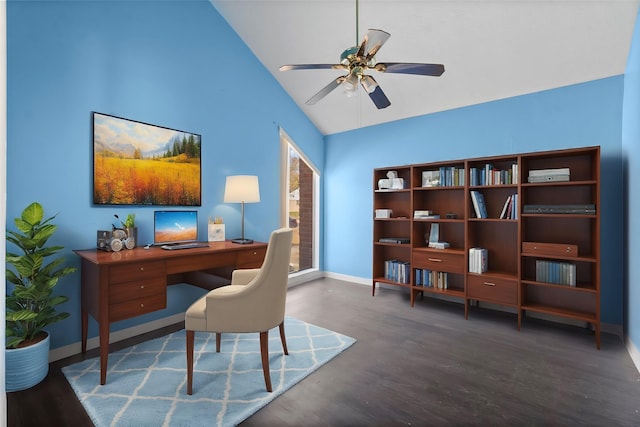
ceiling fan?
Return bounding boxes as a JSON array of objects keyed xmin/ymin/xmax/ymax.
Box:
[{"xmin": 279, "ymin": 2, "xmax": 445, "ymax": 109}]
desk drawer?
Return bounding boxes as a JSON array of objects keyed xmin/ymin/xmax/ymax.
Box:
[
  {"xmin": 413, "ymin": 250, "xmax": 464, "ymax": 274},
  {"xmin": 109, "ymin": 293, "xmax": 166, "ymax": 322},
  {"xmin": 237, "ymin": 248, "xmax": 267, "ymax": 268},
  {"xmin": 110, "ymin": 261, "xmax": 165, "ymax": 284},
  {"xmin": 467, "ymin": 275, "xmax": 517, "ymax": 306},
  {"xmin": 109, "ymin": 277, "xmax": 165, "ymax": 304}
]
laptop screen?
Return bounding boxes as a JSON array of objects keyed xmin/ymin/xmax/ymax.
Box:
[{"xmin": 153, "ymin": 210, "xmax": 198, "ymax": 245}]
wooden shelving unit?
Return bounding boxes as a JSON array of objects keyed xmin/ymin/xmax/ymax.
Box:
[{"xmin": 372, "ymin": 146, "xmax": 601, "ymax": 347}]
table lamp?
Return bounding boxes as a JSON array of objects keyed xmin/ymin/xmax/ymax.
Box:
[{"xmin": 224, "ymin": 175, "xmax": 260, "ymax": 244}]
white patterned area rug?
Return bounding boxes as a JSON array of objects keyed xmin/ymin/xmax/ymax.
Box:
[{"xmin": 62, "ymin": 317, "xmax": 356, "ymax": 427}]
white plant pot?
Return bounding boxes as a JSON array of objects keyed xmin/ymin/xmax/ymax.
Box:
[{"xmin": 6, "ymin": 332, "xmax": 50, "ymax": 392}]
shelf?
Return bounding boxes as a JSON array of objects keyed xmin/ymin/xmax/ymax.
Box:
[
  {"xmin": 521, "ymin": 180, "xmax": 597, "ymax": 188},
  {"xmin": 521, "ymin": 213, "xmax": 597, "ymax": 219},
  {"xmin": 521, "ymin": 303, "xmax": 597, "ymax": 323},
  {"xmin": 374, "ymin": 217, "xmax": 411, "ymax": 222},
  {"xmin": 373, "ymin": 278, "xmax": 412, "ymax": 289},
  {"xmin": 521, "ymin": 279, "xmax": 597, "ymax": 293},
  {"xmin": 468, "ymin": 218, "xmax": 518, "ymax": 223},
  {"xmin": 413, "ymin": 286, "xmax": 464, "ymax": 298},
  {"xmin": 413, "ymin": 218, "xmax": 464, "ymax": 223},
  {"xmin": 469, "ymin": 184, "xmax": 518, "ymax": 189},
  {"xmin": 375, "ymin": 189, "xmax": 410, "ymax": 193},
  {"xmin": 413, "ymin": 186, "xmax": 464, "ymax": 191},
  {"xmin": 374, "ymin": 242, "xmax": 411, "ymax": 247},
  {"xmin": 521, "ymin": 252, "xmax": 597, "ymax": 263}
]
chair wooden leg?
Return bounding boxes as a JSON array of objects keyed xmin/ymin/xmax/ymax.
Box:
[
  {"xmin": 279, "ymin": 321, "xmax": 289, "ymax": 355},
  {"xmin": 216, "ymin": 333, "xmax": 221, "ymax": 352},
  {"xmin": 186, "ymin": 330, "xmax": 194, "ymax": 395},
  {"xmin": 259, "ymin": 331, "xmax": 272, "ymax": 392}
]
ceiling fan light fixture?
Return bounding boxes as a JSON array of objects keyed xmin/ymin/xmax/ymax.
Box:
[
  {"xmin": 361, "ymin": 75, "xmax": 378, "ymax": 94},
  {"xmin": 342, "ymin": 74, "xmax": 359, "ymax": 96}
]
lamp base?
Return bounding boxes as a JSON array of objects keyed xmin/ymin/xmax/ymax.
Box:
[{"xmin": 231, "ymin": 238, "xmax": 254, "ymax": 244}]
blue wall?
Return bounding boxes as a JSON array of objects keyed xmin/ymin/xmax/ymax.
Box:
[
  {"xmin": 324, "ymin": 77, "xmax": 625, "ymax": 326},
  {"xmin": 622, "ymin": 10, "xmax": 640, "ymax": 351},
  {"xmin": 6, "ymin": 0, "xmax": 324, "ymax": 350}
]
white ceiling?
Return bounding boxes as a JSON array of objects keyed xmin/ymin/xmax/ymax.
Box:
[{"xmin": 211, "ymin": 0, "xmax": 639, "ymax": 136}]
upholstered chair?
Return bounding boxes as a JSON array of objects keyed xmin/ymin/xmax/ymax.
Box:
[{"xmin": 185, "ymin": 228, "xmax": 293, "ymax": 394}]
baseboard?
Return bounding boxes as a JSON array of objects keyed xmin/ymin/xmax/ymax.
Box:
[
  {"xmin": 627, "ymin": 337, "xmax": 640, "ymax": 374},
  {"xmin": 48, "ymin": 313, "xmax": 185, "ymax": 362},
  {"xmin": 324, "ymin": 271, "xmax": 371, "ymax": 286},
  {"xmin": 288, "ymin": 268, "xmax": 324, "ymax": 287}
]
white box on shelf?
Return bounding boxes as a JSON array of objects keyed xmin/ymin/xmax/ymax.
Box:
[{"xmin": 375, "ymin": 209, "xmax": 393, "ymax": 219}]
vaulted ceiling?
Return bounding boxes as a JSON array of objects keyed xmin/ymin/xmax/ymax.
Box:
[{"xmin": 211, "ymin": 0, "xmax": 639, "ymax": 136}]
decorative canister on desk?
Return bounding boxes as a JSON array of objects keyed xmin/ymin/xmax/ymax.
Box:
[{"xmin": 208, "ymin": 217, "xmax": 225, "ymax": 242}]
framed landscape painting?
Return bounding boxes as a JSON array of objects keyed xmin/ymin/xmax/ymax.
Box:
[{"xmin": 93, "ymin": 112, "xmax": 201, "ymax": 206}]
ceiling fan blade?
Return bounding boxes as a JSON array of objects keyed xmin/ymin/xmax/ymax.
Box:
[
  {"xmin": 374, "ymin": 62, "xmax": 445, "ymax": 76},
  {"xmin": 305, "ymin": 76, "xmax": 347, "ymax": 105},
  {"xmin": 356, "ymin": 29, "xmax": 391, "ymax": 59},
  {"xmin": 279, "ymin": 64, "xmax": 347, "ymax": 72},
  {"xmin": 367, "ymin": 84, "xmax": 391, "ymax": 109}
]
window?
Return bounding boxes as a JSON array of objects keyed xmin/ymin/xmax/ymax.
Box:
[{"xmin": 280, "ymin": 128, "xmax": 319, "ymax": 274}]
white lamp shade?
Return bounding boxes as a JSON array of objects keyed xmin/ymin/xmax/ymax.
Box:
[{"xmin": 224, "ymin": 175, "xmax": 260, "ymax": 203}]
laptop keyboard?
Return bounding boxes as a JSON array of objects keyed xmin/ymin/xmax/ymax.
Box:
[{"xmin": 161, "ymin": 242, "xmax": 209, "ymax": 250}]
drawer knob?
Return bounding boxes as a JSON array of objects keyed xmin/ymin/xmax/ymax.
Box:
[
  {"xmin": 483, "ymin": 282, "xmax": 496, "ymax": 287},
  {"xmin": 140, "ymin": 303, "xmax": 144, "ymax": 308},
  {"xmin": 140, "ymin": 267, "xmax": 144, "ymax": 271},
  {"xmin": 428, "ymin": 258, "xmax": 442, "ymax": 262},
  {"xmin": 140, "ymin": 285, "xmax": 144, "ymax": 289}
]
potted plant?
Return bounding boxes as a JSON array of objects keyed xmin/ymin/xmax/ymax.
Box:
[
  {"xmin": 115, "ymin": 213, "xmax": 137, "ymax": 247},
  {"xmin": 5, "ymin": 202, "xmax": 76, "ymax": 391}
]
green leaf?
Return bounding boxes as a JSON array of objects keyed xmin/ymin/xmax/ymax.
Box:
[
  {"xmin": 7, "ymin": 336, "xmax": 25, "ymax": 349},
  {"xmin": 21, "ymin": 202, "xmax": 44, "ymax": 225},
  {"xmin": 6, "ymin": 310, "xmax": 38, "ymax": 322}
]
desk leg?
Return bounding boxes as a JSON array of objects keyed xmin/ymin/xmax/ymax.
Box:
[
  {"xmin": 81, "ymin": 306, "xmax": 88, "ymax": 354},
  {"xmin": 99, "ymin": 320, "xmax": 109, "ymax": 385}
]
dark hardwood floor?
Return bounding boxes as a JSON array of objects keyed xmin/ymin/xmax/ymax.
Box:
[{"xmin": 8, "ymin": 278, "xmax": 640, "ymax": 426}]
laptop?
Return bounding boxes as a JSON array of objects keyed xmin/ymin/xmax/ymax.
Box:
[{"xmin": 153, "ymin": 210, "xmax": 209, "ymax": 250}]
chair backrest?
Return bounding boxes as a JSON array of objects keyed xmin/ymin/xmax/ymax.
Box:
[{"xmin": 207, "ymin": 228, "xmax": 293, "ymax": 332}]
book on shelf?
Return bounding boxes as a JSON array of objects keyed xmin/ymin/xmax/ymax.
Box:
[
  {"xmin": 428, "ymin": 241, "xmax": 450, "ymax": 249},
  {"xmin": 438, "ymin": 166, "xmax": 465, "ymax": 186},
  {"xmin": 415, "ymin": 269, "xmax": 448, "ymax": 289},
  {"xmin": 414, "ymin": 210, "xmax": 438, "ymax": 219},
  {"xmin": 469, "ymin": 247, "xmax": 488, "ymax": 274},
  {"xmin": 499, "ymin": 195, "xmax": 512, "ymax": 219},
  {"xmin": 469, "ymin": 163, "xmax": 518, "ymax": 186},
  {"xmin": 502, "ymin": 193, "xmax": 518, "ymax": 219},
  {"xmin": 379, "ymin": 237, "xmax": 410, "ymax": 244},
  {"xmin": 385, "ymin": 259, "xmax": 410, "ymax": 284},
  {"xmin": 535, "ymin": 259, "xmax": 576, "ymax": 286},
  {"xmin": 427, "ymin": 223, "xmax": 439, "ymax": 244},
  {"xmin": 469, "ymin": 190, "xmax": 488, "ymax": 218},
  {"xmin": 523, "ymin": 204, "xmax": 595, "ymax": 214}
]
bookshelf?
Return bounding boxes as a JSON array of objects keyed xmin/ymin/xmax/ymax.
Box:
[{"xmin": 372, "ymin": 146, "xmax": 601, "ymax": 347}]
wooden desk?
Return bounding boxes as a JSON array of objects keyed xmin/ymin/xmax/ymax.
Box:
[{"xmin": 74, "ymin": 241, "xmax": 267, "ymax": 385}]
